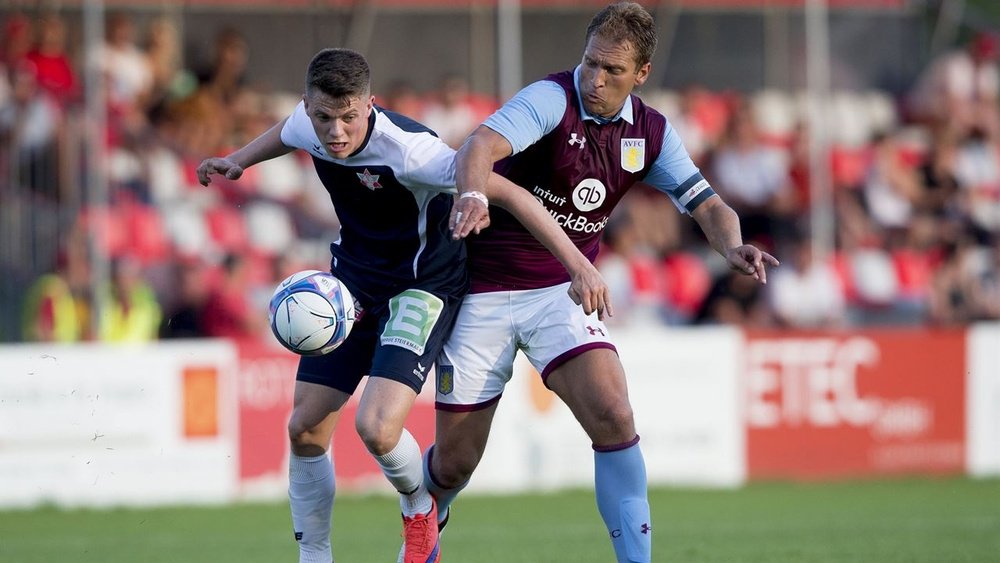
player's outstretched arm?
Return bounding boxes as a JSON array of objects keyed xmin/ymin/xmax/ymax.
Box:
[
  {"xmin": 451, "ymin": 125, "xmax": 515, "ymax": 238},
  {"xmin": 196, "ymin": 118, "xmax": 293, "ymax": 186},
  {"xmin": 691, "ymin": 195, "xmax": 780, "ymax": 284},
  {"xmin": 485, "ymin": 173, "xmax": 613, "ymax": 320}
]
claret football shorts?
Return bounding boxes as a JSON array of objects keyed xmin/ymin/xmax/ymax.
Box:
[{"xmin": 435, "ymin": 282, "xmax": 615, "ymax": 411}]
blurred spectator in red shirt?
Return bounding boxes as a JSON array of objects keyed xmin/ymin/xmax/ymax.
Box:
[
  {"xmin": 201, "ymin": 253, "xmax": 261, "ymax": 338},
  {"xmin": 26, "ymin": 13, "xmax": 78, "ymax": 107}
]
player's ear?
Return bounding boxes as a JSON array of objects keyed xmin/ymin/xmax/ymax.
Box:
[
  {"xmin": 365, "ymin": 95, "xmax": 375, "ymax": 114},
  {"xmin": 634, "ymin": 62, "xmax": 651, "ymax": 88}
]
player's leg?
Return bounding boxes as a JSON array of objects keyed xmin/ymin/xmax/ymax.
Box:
[
  {"xmin": 546, "ymin": 350, "xmax": 650, "ymax": 563},
  {"xmin": 287, "ymin": 380, "xmax": 352, "ymax": 563},
  {"xmin": 354, "ymin": 377, "xmax": 432, "ymax": 519},
  {"xmin": 290, "ymin": 313, "xmax": 376, "ymax": 563},
  {"xmin": 428, "ymin": 289, "xmax": 518, "ymax": 524},
  {"xmin": 426, "ymin": 403, "xmax": 499, "ymax": 520},
  {"xmin": 361, "ymin": 287, "xmax": 463, "ymax": 563}
]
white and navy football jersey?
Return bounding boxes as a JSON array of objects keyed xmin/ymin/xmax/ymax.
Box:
[{"xmin": 280, "ymin": 102, "xmax": 468, "ymax": 305}]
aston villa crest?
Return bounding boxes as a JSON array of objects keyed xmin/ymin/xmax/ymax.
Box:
[
  {"xmin": 621, "ymin": 139, "xmax": 645, "ymax": 173},
  {"xmin": 437, "ymin": 365, "xmax": 454, "ymax": 395}
]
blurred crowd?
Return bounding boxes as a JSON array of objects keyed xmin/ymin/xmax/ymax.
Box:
[{"xmin": 2, "ymin": 11, "xmax": 998, "ymax": 344}]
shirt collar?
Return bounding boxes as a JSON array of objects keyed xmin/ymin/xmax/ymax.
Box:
[{"xmin": 573, "ymin": 65, "xmax": 634, "ymax": 125}]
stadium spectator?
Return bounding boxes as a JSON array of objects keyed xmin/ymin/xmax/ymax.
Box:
[
  {"xmin": 928, "ymin": 236, "xmax": 996, "ymax": 324},
  {"xmin": 25, "ymin": 13, "xmax": 78, "ymax": 107},
  {"xmin": 91, "ymin": 12, "xmax": 153, "ymax": 114},
  {"xmin": 693, "ymin": 267, "xmax": 770, "ymax": 326},
  {"xmin": 765, "ymin": 236, "xmax": 847, "ymax": 328},
  {"xmin": 0, "ymin": 59, "xmax": 62, "ymax": 199},
  {"xmin": 159, "ymin": 259, "xmax": 210, "ymax": 339},
  {"xmin": 195, "ymin": 47, "xmax": 605, "ymax": 563},
  {"xmin": 98, "ymin": 256, "xmax": 162, "ymax": 342},
  {"xmin": 861, "ymin": 131, "xmax": 922, "ymax": 245},
  {"xmin": 379, "ymin": 79, "xmax": 424, "ymax": 119},
  {"xmin": 430, "ymin": 4, "xmax": 777, "ymax": 563},
  {"xmin": 199, "ymin": 253, "xmax": 260, "ymax": 338},
  {"xmin": 709, "ymin": 103, "xmax": 798, "ymax": 245},
  {"xmin": 21, "ymin": 236, "xmax": 92, "ymax": 342},
  {"xmin": 952, "ymin": 125, "xmax": 1000, "ymax": 238},
  {"xmin": 908, "ymin": 31, "xmax": 1000, "ymax": 137},
  {"xmin": 420, "ymin": 73, "xmax": 481, "ymax": 149},
  {"xmin": 144, "ymin": 15, "xmax": 195, "ymax": 118}
]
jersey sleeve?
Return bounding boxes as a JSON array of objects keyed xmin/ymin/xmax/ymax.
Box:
[
  {"xmin": 641, "ymin": 119, "xmax": 716, "ymax": 215},
  {"xmin": 400, "ymin": 131, "xmax": 459, "ymax": 194},
  {"xmin": 279, "ymin": 101, "xmax": 320, "ymax": 152},
  {"xmin": 482, "ymin": 80, "xmax": 567, "ymax": 155}
]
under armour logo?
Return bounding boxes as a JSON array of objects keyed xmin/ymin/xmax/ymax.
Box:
[
  {"xmin": 569, "ymin": 133, "xmax": 587, "ymax": 149},
  {"xmin": 586, "ymin": 326, "xmax": 605, "ymax": 336},
  {"xmin": 641, "ymin": 523, "xmax": 651, "ymax": 535}
]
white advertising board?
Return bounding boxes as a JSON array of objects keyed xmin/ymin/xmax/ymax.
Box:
[
  {"xmin": 0, "ymin": 341, "xmax": 238, "ymax": 508},
  {"xmin": 967, "ymin": 322, "xmax": 1000, "ymax": 477},
  {"xmin": 469, "ymin": 324, "xmax": 745, "ymax": 492}
]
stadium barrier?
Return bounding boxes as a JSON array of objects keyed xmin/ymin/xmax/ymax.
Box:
[{"xmin": 2, "ymin": 323, "xmax": 998, "ymax": 508}]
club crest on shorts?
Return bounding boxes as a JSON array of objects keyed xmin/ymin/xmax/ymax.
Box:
[
  {"xmin": 621, "ymin": 138, "xmax": 645, "ymax": 173},
  {"xmin": 437, "ymin": 365, "xmax": 454, "ymax": 395}
]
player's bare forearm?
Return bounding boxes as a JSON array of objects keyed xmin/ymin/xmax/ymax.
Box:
[
  {"xmin": 487, "ymin": 175, "xmax": 612, "ymax": 319},
  {"xmin": 196, "ymin": 119, "xmax": 293, "ymax": 186},
  {"xmin": 692, "ymin": 196, "xmax": 744, "ymax": 257},
  {"xmin": 451, "ymin": 126, "xmax": 514, "ymax": 237},
  {"xmin": 226, "ymin": 119, "xmax": 294, "ymax": 168},
  {"xmin": 692, "ymin": 195, "xmax": 779, "ymax": 284}
]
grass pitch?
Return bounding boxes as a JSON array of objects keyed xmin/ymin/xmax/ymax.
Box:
[{"xmin": 1, "ymin": 477, "xmax": 998, "ymax": 562}]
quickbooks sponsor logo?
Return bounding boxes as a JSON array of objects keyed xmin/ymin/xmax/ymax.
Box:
[{"xmin": 547, "ymin": 209, "xmax": 609, "ymax": 233}]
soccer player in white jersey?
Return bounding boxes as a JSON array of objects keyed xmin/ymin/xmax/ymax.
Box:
[
  {"xmin": 425, "ymin": 3, "xmax": 780, "ymax": 562},
  {"xmin": 196, "ymin": 48, "xmax": 609, "ymax": 563}
]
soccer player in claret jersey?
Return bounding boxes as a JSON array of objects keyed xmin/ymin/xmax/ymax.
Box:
[
  {"xmin": 196, "ymin": 48, "xmax": 609, "ymax": 563},
  {"xmin": 425, "ymin": 3, "xmax": 779, "ymax": 562}
]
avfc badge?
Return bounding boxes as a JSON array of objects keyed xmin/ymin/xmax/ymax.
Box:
[
  {"xmin": 621, "ymin": 138, "xmax": 645, "ymax": 173},
  {"xmin": 437, "ymin": 364, "xmax": 454, "ymax": 396}
]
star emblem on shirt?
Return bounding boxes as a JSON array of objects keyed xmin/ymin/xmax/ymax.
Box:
[{"xmin": 357, "ymin": 169, "xmax": 382, "ymax": 191}]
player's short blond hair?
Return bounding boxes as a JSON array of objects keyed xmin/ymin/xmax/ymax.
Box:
[{"xmin": 585, "ymin": 2, "xmax": 658, "ymax": 68}]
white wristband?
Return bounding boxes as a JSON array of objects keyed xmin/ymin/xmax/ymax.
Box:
[{"xmin": 460, "ymin": 191, "xmax": 489, "ymax": 207}]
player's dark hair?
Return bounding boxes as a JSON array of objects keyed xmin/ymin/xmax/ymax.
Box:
[
  {"xmin": 305, "ymin": 48, "xmax": 371, "ymax": 100},
  {"xmin": 585, "ymin": 2, "xmax": 658, "ymax": 68}
]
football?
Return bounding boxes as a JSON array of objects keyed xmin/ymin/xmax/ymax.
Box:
[{"xmin": 268, "ymin": 270, "xmax": 358, "ymax": 356}]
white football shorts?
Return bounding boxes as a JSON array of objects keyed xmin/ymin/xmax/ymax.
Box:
[{"xmin": 435, "ymin": 281, "xmax": 616, "ymax": 411}]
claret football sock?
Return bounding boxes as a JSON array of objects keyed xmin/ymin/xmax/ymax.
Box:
[
  {"xmin": 594, "ymin": 438, "xmax": 651, "ymax": 563},
  {"xmin": 288, "ymin": 452, "xmax": 335, "ymax": 563},
  {"xmin": 422, "ymin": 445, "xmax": 467, "ymax": 525},
  {"xmin": 374, "ymin": 428, "xmax": 433, "ymax": 517}
]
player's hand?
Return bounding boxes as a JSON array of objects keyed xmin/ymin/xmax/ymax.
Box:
[
  {"xmin": 450, "ymin": 193, "xmax": 490, "ymax": 240},
  {"xmin": 725, "ymin": 244, "xmax": 780, "ymax": 284},
  {"xmin": 196, "ymin": 157, "xmax": 244, "ymax": 186},
  {"xmin": 567, "ymin": 263, "xmax": 614, "ymax": 321}
]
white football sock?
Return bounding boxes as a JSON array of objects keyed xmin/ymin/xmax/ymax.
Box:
[
  {"xmin": 374, "ymin": 428, "xmax": 432, "ymax": 517},
  {"xmin": 289, "ymin": 452, "xmax": 335, "ymax": 563}
]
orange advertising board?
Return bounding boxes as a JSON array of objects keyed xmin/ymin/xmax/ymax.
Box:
[{"xmin": 745, "ymin": 330, "xmax": 966, "ymax": 480}]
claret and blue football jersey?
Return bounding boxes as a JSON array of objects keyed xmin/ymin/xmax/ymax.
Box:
[
  {"xmin": 468, "ymin": 66, "xmax": 716, "ymax": 293},
  {"xmin": 280, "ymin": 102, "xmax": 468, "ymax": 306}
]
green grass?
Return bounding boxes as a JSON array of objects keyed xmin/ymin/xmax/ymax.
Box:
[{"xmin": 1, "ymin": 478, "xmax": 998, "ymax": 562}]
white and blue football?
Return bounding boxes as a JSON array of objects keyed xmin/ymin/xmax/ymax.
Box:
[{"xmin": 268, "ymin": 270, "xmax": 357, "ymax": 356}]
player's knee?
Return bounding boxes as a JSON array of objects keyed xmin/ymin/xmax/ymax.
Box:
[
  {"xmin": 354, "ymin": 413, "xmax": 398, "ymax": 455},
  {"xmin": 432, "ymin": 446, "xmax": 480, "ymax": 488},
  {"xmin": 592, "ymin": 401, "xmax": 636, "ymax": 440}
]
